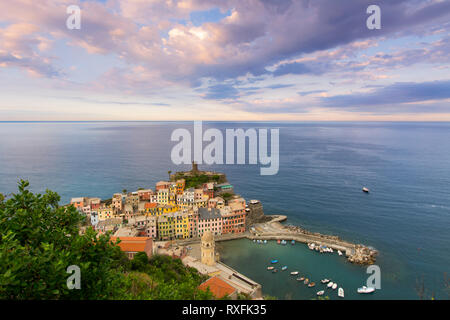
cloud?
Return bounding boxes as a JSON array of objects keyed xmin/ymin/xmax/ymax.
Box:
[
  {"xmin": 321, "ymin": 79, "xmax": 450, "ymax": 108},
  {"xmin": 202, "ymin": 83, "xmax": 239, "ymax": 100}
]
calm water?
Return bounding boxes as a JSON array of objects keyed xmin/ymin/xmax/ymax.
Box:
[{"xmin": 1, "ymin": 121, "xmax": 449, "ymax": 299}]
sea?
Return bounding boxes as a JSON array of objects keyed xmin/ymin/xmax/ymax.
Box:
[{"xmin": 0, "ymin": 121, "xmax": 449, "ymax": 300}]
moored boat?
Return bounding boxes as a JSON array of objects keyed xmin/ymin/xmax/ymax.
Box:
[
  {"xmin": 308, "ymin": 282, "xmax": 316, "ymax": 288},
  {"xmin": 281, "ymin": 240, "xmax": 287, "ymax": 245},
  {"xmin": 290, "ymin": 271, "xmax": 299, "ymax": 275},
  {"xmin": 299, "ymin": 277, "xmax": 305, "ymax": 281},
  {"xmin": 321, "ymin": 279, "xmax": 330, "ymax": 284},
  {"xmin": 338, "ymin": 288, "xmax": 344, "ymax": 298},
  {"xmin": 327, "ymin": 282, "xmax": 334, "ymax": 288},
  {"xmin": 291, "ymin": 240, "xmax": 295, "ymax": 245},
  {"xmin": 316, "ymin": 290, "xmax": 325, "ymax": 296},
  {"xmin": 362, "ymin": 187, "xmax": 370, "ymax": 193},
  {"xmin": 271, "ymin": 259, "xmax": 278, "ymax": 264},
  {"xmin": 277, "ymin": 239, "xmax": 281, "ymax": 244},
  {"xmin": 267, "ymin": 266, "xmax": 274, "ymax": 270},
  {"xmin": 338, "ymin": 250, "xmax": 343, "ymax": 256},
  {"xmin": 357, "ymin": 286, "xmax": 375, "ymax": 294},
  {"xmin": 281, "ymin": 266, "xmax": 288, "ymax": 271},
  {"xmin": 264, "ymin": 240, "xmax": 267, "ymax": 244},
  {"xmin": 332, "ymin": 283, "xmax": 337, "ymax": 290}
]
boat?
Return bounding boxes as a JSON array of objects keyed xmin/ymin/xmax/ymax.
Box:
[
  {"xmin": 281, "ymin": 266, "xmax": 288, "ymax": 271},
  {"xmin": 338, "ymin": 288, "xmax": 344, "ymax": 298},
  {"xmin": 250, "ymin": 200, "xmax": 260, "ymax": 204},
  {"xmin": 304, "ymin": 278, "xmax": 309, "ymax": 285},
  {"xmin": 271, "ymin": 259, "xmax": 278, "ymax": 264},
  {"xmin": 332, "ymin": 283, "xmax": 338, "ymax": 290},
  {"xmin": 338, "ymin": 250, "xmax": 343, "ymax": 256},
  {"xmin": 357, "ymin": 286, "xmax": 375, "ymax": 294},
  {"xmin": 245, "ymin": 208, "xmax": 250, "ymax": 212},
  {"xmin": 316, "ymin": 290, "xmax": 325, "ymax": 296},
  {"xmin": 362, "ymin": 187, "xmax": 370, "ymax": 193},
  {"xmin": 290, "ymin": 271, "xmax": 299, "ymax": 275},
  {"xmin": 272, "ymin": 269, "xmax": 278, "ymax": 273},
  {"xmin": 291, "ymin": 240, "xmax": 295, "ymax": 245},
  {"xmin": 327, "ymin": 282, "xmax": 334, "ymax": 288},
  {"xmin": 253, "ymin": 239, "xmax": 256, "ymax": 243},
  {"xmin": 308, "ymin": 243, "xmax": 315, "ymax": 250},
  {"xmin": 267, "ymin": 266, "xmax": 274, "ymax": 270},
  {"xmin": 308, "ymin": 282, "xmax": 316, "ymax": 288},
  {"xmin": 277, "ymin": 239, "xmax": 281, "ymax": 244},
  {"xmin": 281, "ymin": 240, "xmax": 287, "ymax": 245},
  {"xmin": 264, "ymin": 240, "xmax": 267, "ymax": 244},
  {"xmin": 321, "ymin": 279, "xmax": 330, "ymax": 284},
  {"xmin": 299, "ymin": 277, "xmax": 305, "ymax": 281}
]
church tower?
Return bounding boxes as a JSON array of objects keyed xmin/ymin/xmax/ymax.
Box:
[{"xmin": 201, "ymin": 230, "xmax": 216, "ymax": 266}]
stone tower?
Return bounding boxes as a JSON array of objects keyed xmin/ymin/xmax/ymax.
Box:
[
  {"xmin": 201, "ymin": 230, "xmax": 216, "ymax": 266},
  {"xmin": 192, "ymin": 161, "xmax": 199, "ymax": 174}
]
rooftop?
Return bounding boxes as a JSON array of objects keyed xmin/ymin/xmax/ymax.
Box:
[{"xmin": 198, "ymin": 276, "xmax": 236, "ymax": 298}]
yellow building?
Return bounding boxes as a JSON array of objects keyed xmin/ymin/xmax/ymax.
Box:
[
  {"xmin": 157, "ymin": 188, "xmax": 169, "ymax": 205},
  {"xmin": 157, "ymin": 214, "xmax": 175, "ymax": 240},
  {"xmin": 98, "ymin": 206, "xmax": 114, "ymax": 221},
  {"xmin": 201, "ymin": 230, "xmax": 216, "ymax": 266},
  {"xmin": 174, "ymin": 211, "xmax": 190, "ymax": 239}
]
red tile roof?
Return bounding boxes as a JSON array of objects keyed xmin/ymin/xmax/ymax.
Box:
[
  {"xmin": 110, "ymin": 236, "xmax": 152, "ymax": 253},
  {"xmin": 145, "ymin": 202, "xmax": 157, "ymax": 209},
  {"xmin": 198, "ymin": 276, "xmax": 236, "ymax": 298}
]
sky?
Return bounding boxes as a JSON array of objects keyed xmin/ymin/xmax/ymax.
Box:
[{"xmin": 0, "ymin": 0, "xmax": 449, "ymax": 121}]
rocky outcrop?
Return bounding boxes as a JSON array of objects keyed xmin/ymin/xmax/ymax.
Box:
[{"xmin": 347, "ymin": 245, "xmax": 378, "ymax": 265}]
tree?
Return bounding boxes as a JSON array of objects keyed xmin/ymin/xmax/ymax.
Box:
[
  {"xmin": 0, "ymin": 180, "xmax": 126, "ymax": 299},
  {"xmin": 122, "ymin": 189, "xmax": 127, "ymax": 194}
]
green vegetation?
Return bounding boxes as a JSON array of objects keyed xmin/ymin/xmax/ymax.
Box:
[
  {"xmin": 0, "ymin": 180, "xmax": 213, "ymax": 300},
  {"xmin": 174, "ymin": 173, "xmax": 223, "ymax": 189},
  {"xmin": 221, "ymin": 193, "xmax": 234, "ymax": 202}
]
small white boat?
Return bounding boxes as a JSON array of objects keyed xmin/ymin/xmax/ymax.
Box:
[
  {"xmin": 321, "ymin": 279, "xmax": 330, "ymax": 284},
  {"xmin": 327, "ymin": 282, "xmax": 334, "ymax": 288},
  {"xmin": 290, "ymin": 271, "xmax": 299, "ymax": 275},
  {"xmin": 338, "ymin": 250, "xmax": 343, "ymax": 256},
  {"xmin": 332, "ymin": 283, "xmax": 337, "ymax": 290},
  {"xmin": 357, "ymin": 286, "xmax": 375, "ymax": 294},
  {"xmin": 267, "ymin": 266, "xmax": 274, "ymax": 270},
  {"xmin": 338, "ymin": 288, "xmax": 344, "ymax": 298},
  {"xmin": 264, "ymin": 240, "xmax": 267, "ymax": 244},
  {"xmin": 253, "ymin": 239, "xmax": 256, "ymax": 243},
  {"xmin": 281, "ymin": 266, "xmax": 288, "ymax": 271},
  {"xmin": 362, "ymin": 187, "xmax": 370, "ymax": 193},
  {"xmin": 316, "ymin": 290, "xmax": 325, "ymax": 296}
]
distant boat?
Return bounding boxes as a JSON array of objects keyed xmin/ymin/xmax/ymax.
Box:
[
  {"xmin": 290, "ymin": 271, "xmax": 299, "ymax": 275},
  {"xmin": 281, "ymin": 240, "xmax": 287, "ymax": 245},
  {"xmin": 264, "ymin": 240, "xmax": 267, "ymax": 244},
  {"xmin": 362, "ymin": 187, "xmax": 370, "ymax": 193},
  {"xmin": 250, "ymin": 200, "xmax": 260, "ymax": 204},
  {"xmin": 253, "ymin": 239, "xmax": 256, "ymax": 243},
  {"xmin": 277, "ymin": 239, "xmax": 281, "ymax": 244},
  {"xmin": 357, "ymin": 286, "xmax": 375, "ymax": 294},
  {"xmin": 327, "ymin": 282, "xmax": 334, "ymax": 288},
  {"xmin": 271, "ymin": 259, "xmax": 278, "ymax": 264},
  {"xmin": 281, "ymin": 266, "xmax": 288, "ymax": 271},
  {"xmin": 338, "ymin": 288, "xmax": 344, "ymax": 298},
  {"xmin": 332, "ymin": 283, "xmax": 338, "ymax": 290},
  {"xmin": 267, "ymin": 266, "xmax": 274, "ymax": 270},
  {"xmin": 308, "ymin": 282, "xmax": 316, "ymax": 288},
  {"xmin": 291, "ymin": 240, "xmax": 295, "ymax": 245},
  {"xmin": 316, "ymin": 290, "xmax": 325, "ymax": 296},
  {"xmin": 321, "ymin": 279, "xmax": 330, "ymax": 284},
  {"xmin": 338, "ymin": 250, "xmax": 343, "ymax": 256},
  {"xmin": 299, "ymin": 277, "xmax": 305, "ymax": 281}
]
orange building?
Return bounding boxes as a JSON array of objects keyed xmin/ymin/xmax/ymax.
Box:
[
  {"xmin": 198, "ymin": 276, "xmax": 237, "ymax": 299},
  {"xmin": 110, "ymin": 236, "xmax": 153, "ymax": 259}
]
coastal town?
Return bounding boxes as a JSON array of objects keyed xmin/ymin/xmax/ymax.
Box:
[{"xmin": 71, "ymin": 162, "xmax": 378, "ymax": 299}]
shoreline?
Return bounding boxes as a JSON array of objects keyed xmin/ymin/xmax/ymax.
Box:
[{"xmin": 171, "ymin": 214, "xmax": 378, "ymax": 266}]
